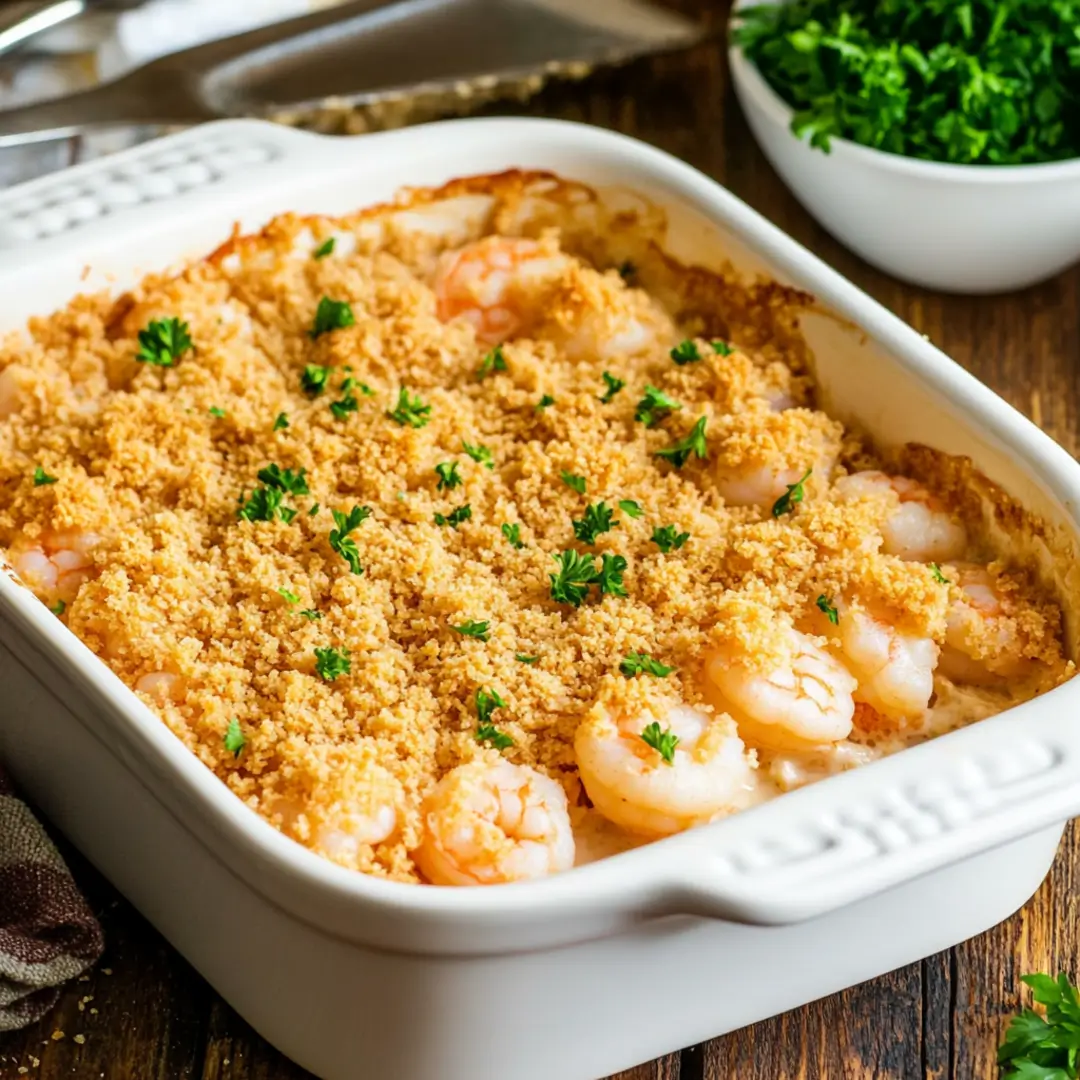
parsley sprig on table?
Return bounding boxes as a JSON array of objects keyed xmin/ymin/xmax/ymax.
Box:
[
  {"xmin": 999, "ymin": 972, "xmax": 1080, "ymax": 1079},
  {"xmin": 733, "ymin": 0, "xmax": 1080, "ymax": 166}
]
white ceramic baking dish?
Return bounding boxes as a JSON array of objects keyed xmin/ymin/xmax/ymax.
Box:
[{"xmin": 0, "ymin": 117, "xmax": 1079, "ymax": 1080}]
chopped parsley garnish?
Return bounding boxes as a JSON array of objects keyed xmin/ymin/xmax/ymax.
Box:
[
  {"xmin": 452, "ymin": 619, "xmax": 490, "ymax": 641},
  {"xmin": 278, "ymin": 587, "xmax": 300, "ymax": 606},
  {"xmin": 573, "ymin": 501, "xmax": 618, "ymax": 545},
  {"xmin": 476, "ymin": 723, "xmax": 514, "ymax": 750},
  {"xmin": 310, "ymin": 296, "xmax": 355, "ymax": 339},
  {"xmin": 620, "ymin": 652, "xmax": 675, "ymax": 678},
  {"xmin": 501, "ymin": 522, "xmax": 524, "ymax": 549},
  {"xmin": 516, "ymin": 654, "xmax": 539, "ymax": 665},
  {"xmin": 561, "ymin": 471, "xmax": 587, "ymax": 495},
  {"xmin": 302, "ymin": 364, "xmax": 332, "ymax": 396},
  {"xmin": 314, "ymin": 646, "xmax": 351, "ymax": 681},
  {"xmin": 299, "ymin": 609, "xmax": 323, "ymax": 621},
  {"xmin": 209, "ymin": 406, "xmax": 226, "ymax": 419},
  {"xmin": 655, "ymin": 416, "xmax": 708, "ymax": 469},
  {"xmin": 536, "ymin": 394, "xmax": 556, "ymax": 411},
  {"xmin": 308, "ymin": 503, "xmax": 320, "ymax": 516},
  {"xmin": 651, "ymin": 525, "xmax": 690, "ymax": 552},
  {"xmin": 619, "ymin": 499, "xmax": 644, "ymax": 519},
  {"xmin": 931, "ymin": 563, "xmax": 951, "ymax": 585},
  {"xmin": 640, "ymin": 721, "xmax": 679, "ymax": 764},
  {"xmin": 548, "ymin": 550, "xmax": 626, "ymax": 605},
  {"xmin": 595, "ymin": 553, "xmax": 628, "ymax": 597},
  {"xmin": 475, "ymin": 686, "xmax": 506, "ymax": 727},
  {"xmin": 330, "ymin": 378, "xmax": 359, "ymax": 421},
  {"xmin": 387, "ymin": 387, "xmax": 431, "ymax": 428},
  {"xmin": 477, "ymin": 344, "xmax": 508, "ymax": 380},
  {"xmin": 599, "ymin": 372, "xmax": 626, "ymax": 403},
  {"xmin": 136, "ymin": 317, "xmax": 192, "ymax": 366},
  {"xmin": 635, "ymin": 385, "xmax": 681, "ymax": 428},
  {"xmin": 359, "ymin": 382, "xmax": 375, "ymax": 397},
  {"xmin": 32, "ymin": 466, "xmax": 58, "ymax": 486},
  {"xmin": 329, "ymin": 505, "xmax": 371, "ymax": 574},
  {"xmin": 272, "ymin": 412, "xmax": 289, "ymax": 431},
  {"xmin": 771, "ymin": 469, "xmax": 812, "ymax": 517},
  {"xmin": 816, "ymin": 594, "xmax": 839, "ymax": 625},
  {"xmin": 998, "ymin": 972, "xmax": 1080, "ymax": 1079},
  {"xmin": 712, "ymin": 340, "xmax": 734, "ymax": 356},
  {"xmin": 257, "ymin": 464, "xmax": 309, "ymax": 496},
  {"xmin": 313, "ymin": 237, "xmax": 335, "ymax": 259},
  {"xmin": 238, "ymin": 487, "xmax": 297, "ymax": 524},
  {"xmin": 50, "ymin": 599, "xmax": 65, "ymax": 616},
  {"xmin": 435, "ymin": 462, "xmax": 463, "ymax": 491},
  {"xmin": 670, "ymin": 339, "xmax": 701, "ymax": 365},
  {"xmin": 462, "ymin": 441, "xmax": 495, "ymax": 469},
  {"xmin": 223, "ymin": 718, "xmax": 245, "ymax": 758},
  {"xmin": 434, "ymin": 504, "xmax": 472, "ymax": 529}
]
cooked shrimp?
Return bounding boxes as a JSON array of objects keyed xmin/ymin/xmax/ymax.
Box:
[
  {"xmin": 703, "ymin": 625, "xmax": 856, "ymax": 752},
  {"xmin": 433, "ymin": 236, "xmax": 568, "ymax": 345},
  {"xmin": 575, "ymin": 699, "xmax": 754, "ymax": 837},
  {"xmin": 939, "ymin": 564, "xmax": 1053, "ymax": 685},
  {"xmin": 824, "ymin": 600, "xmax": 938, "ymax": 724},
  {"xmin": 10, "ymin": 529, "xmax": 102, "ymax": 603},
  {"xmin": 833, "ymin": 471, "xmax": 967, "ymax": 562},
  {"xmin": 413, "ymin": 760, "xmax": 574, "ymax": 885}
]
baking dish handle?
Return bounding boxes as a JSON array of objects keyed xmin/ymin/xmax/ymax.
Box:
[{"xmin": 663, "ymin": 718, "xmax": 1080, "ymax": 926}]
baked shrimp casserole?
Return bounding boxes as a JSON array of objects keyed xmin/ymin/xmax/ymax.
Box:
[{"xmin": 0, "ymin": 173, "xmax": 1071, "ymax": 886}]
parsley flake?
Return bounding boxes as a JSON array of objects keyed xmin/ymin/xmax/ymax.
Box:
[
  {"xmin": 50, "ymin": 599, "xmax": 65, "ymax": 616},
  {"xmin": 476, "ymin": 723, "xmax": 514, "ymax": 750},
  {"xmin": 771, "ymin": 469, "xmax": 812, "ymax": 517},
  {"xmin": 516, "ymin": 654, "xmax": 539, "ymax": 665},
  {"xmin": 452, "ymin": 620, "xmax": 490, "ymax": 641},
  {"xmin": 536, "ymin": 394, "xmax": 556, "ymax": 411},
  {"xmin": 561, "ymin": 471, "xmax": 587, "ymax": 495},
  {"xmin": 310, "ymin": 297, "xmax": 355, "ymax": 339},
  {"xmin": 257, "ymin": 464, "xmax": 309, "ymax": 496},
  {"xmin": 595, "ymin": 553, "xmax": 628, "ymax": 598},
  {"xmin": 651, "ymin": 525, "xmax": 690, "ymax": 552},
  {"xmin": 313, "ymin": 237, "xmax": 335, "ymax": 259},
  {"xmin": 477, "ymin": 344, "xmax": 508, "ymax": 380},
  {"xmin": 620, "ymin": 652, "xmax": 675, "ymax": 678},
  {"xmin": 209, "ymin": 406, "xmax": 227, "ymax": 419},
  {"xmin": 302, "ymin": 364, "xmax": 332, "ymax": 396},
  {"xmin": 387, "ymin": 388, "xmax": 431, "ymax": 429},
  {"xmin": 435, "ymin": 462, "xmax": 463, "ymax": 491},
  {"xmin": 278, "ymin": 587, "xmax": 300, "ymax": 606},
  {"xmin": 32, "ymin": 466, "xmax": 58, "ymax": 486},
  {"xmin": 434, "ymin": 504, "xmax": 472, "ymax": 529},
  {"xmin": 635, "ymin": 385, "xmax": 681, "ymax": 428},
  {"xmin": 549, "ymin": 550, "xmax": 598, "ymax": 608},
  {"xmin": 238, "ymin": 487, "xmax": 297, "ymax": 524},
  {"xmin": 299, "ymin": 609, "xmax": 323, "ymax": 621},
  {"xmin": 329, "ymin": 505, "xmax": 371, "ymax": 574},
  {"xmin": 314, "ymin": 646, "xmax": 351, "ymax": 681},
  {"xmin": 136, "ymin": 317, "xmax": 192, "ymax": 366},
  {"xmin": 816, "ymin": 595, "xmax": 839, "ymax": 625},
  {"xmin": 224, "ymin": 718, "xmax": 246, "ymax": 758},
  {"xmin": 573, "ymin": 501, "xmax": 618, "ymax": 545},
  {"xmin": 670, "ymin": 339, "xmax": 701, "ymax": 365},
  {"xmin": 501, "ymin": 523, "xmax": 524, "ymax": 549},
  {"xmin": 599, "ymin": 372, "xmax": 626, "ymax": 403},
  {"xmin": 330, "ymin": 377, "xmax": 359, "ymax": 421},
  {"xmin": 619, "ymin": 499, "xmax": 644, "ymax": 519},
  {"xmin": 712, "ymin": 340, "xmax": 734, "ymax": 356},
  {"xmin": 640, "ymin": 721, "xmax": 679, "ymax": 764},
  {"xmin": 474, "ymin": 687, "xmax": 514, "ymax": 748},
  {"xmin": 931, "ymin": 563, "xmax": 951, "ymax": 585},
  {"xmin": 655, "ymin": 416, "xmax": 709, "ymax": 469},
  {"xmin": 462, "ymin": 441, "xmax": 495, "ymax": 469}
]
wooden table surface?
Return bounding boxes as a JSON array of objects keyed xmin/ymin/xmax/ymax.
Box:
[{"xmin": 3, "ymin": 1, "xmax": 1080, "ymax": 1076}]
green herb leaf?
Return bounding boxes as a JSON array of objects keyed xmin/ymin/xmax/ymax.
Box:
[
  {"xmin": 549, "ymin": 550, "xmax": 598, "ymax": 607},
  {"xmin": 302, "ymin": 364, "xmax": 332, "ymax": 396},
  {"xmin": 300, "ymin": 609, "xmax": 323, "ymax": 621},
  {"xmin": 771, "ymin": 468, "xmax": 812, "ymax": 517},
  {"xmin": 620, "ymin": 652, "xmax": 674, "ymax": 678},
  {"xmin": 931, "ymin": 563, "xmax": 951, "ymax": 585},
  {"xmin": 462, "ymin": 441, "xmax": 495, "ymax": 469},
  {"xmin": 137, "ymin": 317, "xmax": 192, "ymax": 366},
  {"xmin": 640, "ymin": 720, "xmax": 679, "ymax": 764},
  {"xmin": 670, "ymin": 339, "xmax": 701, "ymax": 365},
  {"xmin": 516, "ymin": 654, "xmax": 539, "ymax": 665},
  {"xmin": 999, "ymin": 972, "xmax": 1080, "ymax": 1079},
  {"xmin": 452, "ymin": 619, "xmax": 490, "ymax": 641},
  {"xmin": 712, "ymin": 340, "xmax": 734, "ymax": 356},
  {"xmin": 475, "ymin": 687, "xmax": 507, "ymax": 727},
  {"xmin": 634, "ymin": 385, "xmax": 681, "ymax": 428},
  {"xmin": 314, "ymin": 645, "xmax": 351, "ymax": 681},
  {"xmin": 651, "ymin": 525, "xmax": 690, "ymax": 553},
  {"xmin": 573, "ymin": 501, "xmax": 619, "ymax": 545},
  {"xmin": 501, "ymin": 522, "xmax": 524, "ymax": 549},
  {"xmin": 278, "ymin": 587, "xmax": 300, "ymax": 606},
  {"xmin": 595, "ymin": 553, "xmax": 628, "ymax": 598},
  {"xmin": 561, "ymin": 471, "xmax": 587, "ymax": 495},
  {"xmin": 599, "ymin": 372, "xmax": 626, "ymax": 403},
  {"xmin": 223, "ymin": 718, "xmax": 245, "ymax": 758},
  {"xmin": 308, "ymin": 503, "xmax": 320, "ymax": 516},
  {"xmin": 618, "ymin": 499, "xmax": 644, "ymax": 519},
  {"xmin": 655, "ymin": 416, "xmax": 708, "ymax": 469},
  {"xmin": 330, "ymin": 377, "xmax": 358, "ymax": 420},
  {"xmin": 32, "ymin": 466, "xmax": 58, "ymax": 486},
  {"xmin": 477, "ymin": 344, "xmax": 508, "ymax": 380},
  {"xmin": 329, "ymin": 505, "xmax": 371, "ymax": 574},
  {"xmin": 50, "ymin": 599, "xmax": 65, "ymax": 616},
  {"xmin": 257, "ymin": 464, "xmax": 309, "ymax": 496},
  {"xmin": 238, "ymin": 487, "xmax": 297, "ymax": 524},
  {"xmin": 310, "ymin": 296, "xmax": 355, "ymax": 339},
  {"xmin": 387, "ymin": 387, "xmax": 431, "ymax": 429},
  {"xmin": 313, "ymin": 237, "xmax": 335, "ymax": 259},
  {"xmin": 434, "ymin": 504, "xmax": 472, "ymax": 529},
  {"xmin": 536, "ymin": 394, "xmax": 556, "ymax": 412},
  {"xmin": 816, "ymin": 594, "xmax": 839, "ymax": 625},
  {"xmin": 209, "ymin": 406, "xmax": 227, "ymax": 419},
  {"xmin": 475, "ymin": 723, "xmax": 514, "ymax": 750},
  {"xmin": 435, "ymin": 462, "xmax": 463, "ymax": 491}
]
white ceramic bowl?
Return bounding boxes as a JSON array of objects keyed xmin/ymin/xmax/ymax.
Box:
[
  {"xmin": 728, "ymin": 19, "xmax": 1080, "ymax": 293},
  {"xmin": 1, "ymin": 118, "xmax": 1080, "ymax": 1080}
]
